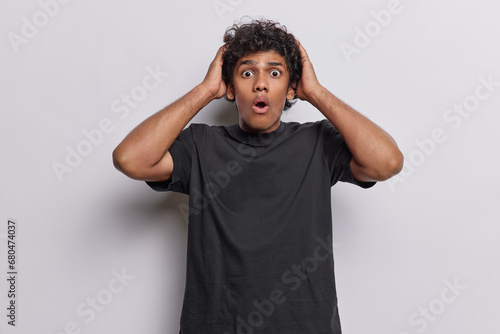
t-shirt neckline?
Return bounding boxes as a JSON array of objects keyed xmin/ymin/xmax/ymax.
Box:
[{"xmin": 230, "ymin": 121, "xmax": 286, "ymax": 147}]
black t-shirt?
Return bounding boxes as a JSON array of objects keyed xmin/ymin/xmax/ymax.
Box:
[{"xmin": 147, "ymin": 119, "xmax": 375, "ymax": 334}]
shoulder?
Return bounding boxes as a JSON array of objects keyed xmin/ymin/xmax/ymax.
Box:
[
  {"xmin": 181, "ymin": 123, "xmax": 225, "ymax": 137},
  {"xmin": 186, "ymin": 123, "xmax": 230, "ymax": 133},
  {"xmin": 282, "ymin": 119, "xmax": 335, "ymax": 136},
  {"xmin": 179, "ymin": 123, "xmax": 237, "ymax": 145},
  {"xmin": 283, "ymin": 119, "xmax": 331, "ymax": 128}
]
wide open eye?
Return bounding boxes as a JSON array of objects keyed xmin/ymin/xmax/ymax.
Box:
[
  {"xmin": 242, "ymin": 70, "xmax": 253, "ymax": 78},
  {"xmin": 270, "ymin": 70, "xmax": 281, "ymax": 77}
]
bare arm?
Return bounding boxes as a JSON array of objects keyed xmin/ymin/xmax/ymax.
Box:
[
  {"xmin": 295, "ymin": 42, "xmax": 404, "ymax": 182},
  {"xmin": 112, "ymin": 46, "xmax": 227, "ymax": 181}
]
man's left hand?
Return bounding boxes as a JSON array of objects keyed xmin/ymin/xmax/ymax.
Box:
[{"xmin": 295, "ymin": 41, "xmax": 324, "ymax": 103}]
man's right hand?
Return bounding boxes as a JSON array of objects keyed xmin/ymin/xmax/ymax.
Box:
[{"xmin": 199, "ymin": 45, "xmax": 228, "ymax": 100}]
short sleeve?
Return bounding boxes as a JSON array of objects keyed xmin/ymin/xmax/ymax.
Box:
[
  {"xmin": 145, "ymin": 124, "xmax": 196, "ymax": 194},
  {"xmin": 321, "ymin": 120, "xmax": 376, "ymax": 189}
]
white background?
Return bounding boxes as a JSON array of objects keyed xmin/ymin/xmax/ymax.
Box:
[{"xmin": 1, "ymin": 0, "xmax": 499, "ymax": 333}]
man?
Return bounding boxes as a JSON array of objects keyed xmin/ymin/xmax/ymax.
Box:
[{"xmin": 113, "ymin": 19, "xmax": 403, "ymax": 334}]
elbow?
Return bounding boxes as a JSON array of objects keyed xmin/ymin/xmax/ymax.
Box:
[
  {"xmin": 352, "ymin": 148, "xmax": 404, "ymax": 182},
  {"xmin": 389, "ymin": 150, "xmax": 404, "ymax": 176},
  {"xmin": 112, "ymin": 146, "xmax": 140, "ymax": 179},
  {"xmin": 112, "ymin": 145, "xmax": 163, "ymax": 181},
  {"xmin": 112, "ymin": 146, "xmax": 126, "ymax": 173},
  {"xmin": 379, "ymin": 149, "xmax": 404, "ymax": 181}
]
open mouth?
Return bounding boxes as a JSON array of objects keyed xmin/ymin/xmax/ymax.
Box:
[{"xmin": 252, "ymin": 98, "xmax": 269, "ymax": 114}]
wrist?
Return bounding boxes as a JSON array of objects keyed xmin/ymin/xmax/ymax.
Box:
[
  {"xmin": 305, "ymin": 85, "xmax": 329, "ymax": 108},
  {"xmin": 193, "ymin": 83, "xmax": 218, "ymax": 106}
]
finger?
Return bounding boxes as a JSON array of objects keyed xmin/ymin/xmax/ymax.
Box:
[
  {"xmin": 211, "ymin": 45, "xmax": 226, "ymax": 65},
  {"xmin": 217, "ymin": 45, "xmax": 225, "ymax": 55},
  {"xmin": 217, "ymin": 44, "xmax": 228, "ymax": 58},
  {"xmin": 295, "ymin": 40, "xmax": 309, "ymax": 60}
]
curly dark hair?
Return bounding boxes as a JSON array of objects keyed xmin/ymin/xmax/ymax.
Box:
[{"xmin": 222, "ymin": 18, "xmax": 302, "ymax": 111}]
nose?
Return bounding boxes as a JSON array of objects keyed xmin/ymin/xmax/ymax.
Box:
[{"xmin": 253, "ymin": 73, "xmax": 268, "ymax": 92}]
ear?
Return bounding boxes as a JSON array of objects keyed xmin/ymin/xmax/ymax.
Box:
[
  {"xmin": 226, "ymin": 84, "xmax": 235, "ymax": 100},
  {"xmin": 286, "ymin": 84, "xmax": 296, "ymax": 100}
]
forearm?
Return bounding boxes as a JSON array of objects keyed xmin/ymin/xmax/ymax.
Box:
[
  {"xmin": 309, "ymin": 86, "xmax": 403, "ymax": 181},
  {"xmin": 112, "ymin": 84, "xmax": 213, "ymax": 178}
]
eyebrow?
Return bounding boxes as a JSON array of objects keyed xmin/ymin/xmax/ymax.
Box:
[{"xmin": 239, "ymin": 60, "xmax": 285, "ymax": 67}]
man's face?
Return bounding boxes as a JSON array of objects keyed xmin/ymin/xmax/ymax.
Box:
[{"xmin": 227, "ymin": 51, "xmax": 295, "ymax": 134}]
